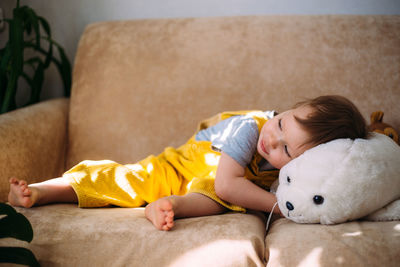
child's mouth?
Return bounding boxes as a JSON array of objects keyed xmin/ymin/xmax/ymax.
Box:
[{"xmin": 261, "ymin": 141, "xmax": 269, "ymax": 155}]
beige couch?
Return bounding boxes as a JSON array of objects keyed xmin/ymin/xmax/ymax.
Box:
[{"xmin": 1, "ymin": 15, "xmax": 399, "ymax": 266}]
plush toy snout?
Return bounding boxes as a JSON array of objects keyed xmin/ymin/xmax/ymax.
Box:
[
  {"xmin": 286, "ymin": 201, "xmax": 294, "ymax": 211},
  {"xmin": 285, "ymin": 194, "xmax": 324, "ymax": 213},
  {"xmin": 276, "ymin": 133, "xmax": 400, "ymax": 224}
]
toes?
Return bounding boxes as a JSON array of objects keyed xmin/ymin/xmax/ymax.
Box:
[
  {"xmin": 165, "ymin": 216, "xmax": 172, "ymax": 224},
  {"xmin": 9, "ymin": 177, "xmax": 18, "ymax": 184},
  {"xmin": 164, "ymin": 211, "xmax": 174, "ymax": 230},
  {"xmin": 165, "ymin": 213, "xmax": 174, "ymax": 223},
  {"xmin": 162, "ymin": 224, "xmax": 171, "ymax": 231},
  {"xmin": 23, "ymin": 187, "xmax": 31, "ymax": 196},
  {"xmin": 146, "ymin": 198, "xmax": 176, "ymax": 231},
  {"xmin": 166, "ymin": 220, "xmax": 174, "ymax": 229},
  {"xmin": 20, "ymin": 184, "xmax": 30, "ymax": 196}
]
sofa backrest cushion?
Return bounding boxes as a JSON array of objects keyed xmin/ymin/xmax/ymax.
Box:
[{"xmin": 67, "ymin": 15, "xmax": 400, "ymax": 168}]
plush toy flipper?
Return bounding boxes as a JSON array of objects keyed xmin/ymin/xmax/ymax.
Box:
[{"xmin": 364, "ymin": 199, "xmax": 400, "ymax": 221}]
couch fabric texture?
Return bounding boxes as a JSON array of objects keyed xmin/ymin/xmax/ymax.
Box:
[{"xmin": 1, "ymin": 15, "xmax": 399, "ymax": 266}]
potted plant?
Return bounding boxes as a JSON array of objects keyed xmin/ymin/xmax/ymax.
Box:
[
  {"xmin": 0, "ymin": 203, "xmax": 40, "ymax": 266},
  {"xmin": 0, "ymin": 0, "xmax": 71, "ymax": 114}
]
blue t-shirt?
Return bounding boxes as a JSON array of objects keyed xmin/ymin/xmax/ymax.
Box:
[{"xmin": 195, "ymin": 111, "xmax": 276, "ymax": 170}]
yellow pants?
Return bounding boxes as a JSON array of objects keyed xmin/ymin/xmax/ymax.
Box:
[{"xmin": 64, "ymin": 137, "xmax": 246, "ymax": 211}]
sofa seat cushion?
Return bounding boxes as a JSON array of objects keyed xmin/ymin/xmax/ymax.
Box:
[
  {"xmin": 2, "ymin": 204, "xmax": 267, "ymax": 266},
  {"xmin": 266, "ymin": 218, "xmax": 400, "ymax": 267}
]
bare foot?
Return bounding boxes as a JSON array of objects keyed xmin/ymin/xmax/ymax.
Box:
[
  {"xmin": 145, "ymin": 197, "xmax": 175, "ymax": 231},
  {"xmin": 8, "ymin": 178, "xmax": 39, "ymax": 208}
]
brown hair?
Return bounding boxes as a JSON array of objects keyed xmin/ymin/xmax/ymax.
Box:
[{"xmin": 294, "ymin": 95, "xmax": 369, "ymax": 146}]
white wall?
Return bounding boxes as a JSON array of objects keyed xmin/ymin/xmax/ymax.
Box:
[{"xmin": 1, "ymin": 0, "xmax": 400, "ymax": 102}]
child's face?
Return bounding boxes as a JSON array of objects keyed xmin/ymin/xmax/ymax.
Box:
[{"xmin": 257, "ymin": 105, "xmax": 313, "ymax": 169}]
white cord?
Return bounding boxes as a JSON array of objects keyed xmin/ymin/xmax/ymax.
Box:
[{"xmin": 266, "ymin": 202, "xmax": 278, "ymax": 232}]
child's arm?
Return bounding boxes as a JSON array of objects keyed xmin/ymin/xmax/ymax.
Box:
[{"xmin": 214, "ymin": 152, "xmax": 281, "ymax": 214}]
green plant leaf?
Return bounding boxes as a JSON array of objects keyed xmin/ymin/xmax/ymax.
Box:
[
  {"xmin": 0, "ymin": 43, "xmax": 11, "ymax": 71},
  {"xmin": 1, "ymin": 1, "xmax": 72, "ymax": 113},
  {"xmin": 38, "ymin": 16, "xmax": 51, "ymax": 37},
  {"xmin": 0, "ymin": 44, "xmax": 11, "ymax": 106},
  {"xmin": 24, "ymin": 7, "xmax": 41, "ymax": 48},
  {"xmin": 18, "ymin": 6, "xmax": 32, "ymax": 35},
  {"xmin": 25, "ymin": 56, "xmax": 43, "ymax": 68},
  {"xmin": 0, "ymin": 69, "xmax": 18, "ymax": 114},
  {"xmin": 1, "ymin": 7, "xmax": 26, "ymax": 113},
  {"xmin": 40, "ymin": 36, "xmax": 53, "ymax": 69},
  {"xmin": 36, "ymin": 37, "xmax": 54, "ymax": 68},
  {"xmin": 24, "ymin": 42, "xmax": 59, "ymax": 66},
  {"xmin": 0, "ymin": 247, "xmax": 40, "ymax": 267},
  {"xmin": 0, "ymin": 75, "xmax": 8, "ymax": 108},
  {"xmin": 16, "ymin": 6, "xmax": 39, "ymax": 46},
  {"xmin": 56, "ymin": 45, "xmax": 72, "ymax": 97},
  {"xmin": 21, "ymin": 72, "xmax": 34, "ymax": 89},
  {"xmin": 0, "ymin": 203, "xmax": 33, "ymax": 242},
  {"xmin": 10, "ymin": 13, "xmax": 24, "ymax": 74},
  {"xmin": 29, "ymin": 62, "xmax": 44, "ymax": 104},
  {"xmin": 43, "ymin": 43, "xmax": 53, "ymax": 68},
  {"xmin": 24, "ymin": 40, "xmax": 71, "ymax": 97}
]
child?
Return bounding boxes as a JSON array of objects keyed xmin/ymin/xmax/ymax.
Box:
[{"xmin": 8, "ymin": 95, "xmax": 368, "ymax": 231}]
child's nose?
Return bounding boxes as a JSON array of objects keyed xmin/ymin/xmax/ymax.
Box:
[{"xmin": 269, "ymin": 134, "xmax": 279, "ymax": 149}]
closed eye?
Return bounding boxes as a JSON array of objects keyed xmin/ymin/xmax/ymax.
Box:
[
  {"xmin": 284, "ymin": 145, "xmax": 291, "ymax": 158},
  {"xmin": 279, "ymin": 118, "xmax": 292, "ymax": 158}
]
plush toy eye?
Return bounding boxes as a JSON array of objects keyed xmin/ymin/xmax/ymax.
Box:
[
  {"xmin": 313, "ymin": 195, "xmax": 324, "ymax": 205},
  {"xmin": 287, "ymin": 176, "xmax": 291, "ymax": 183}
]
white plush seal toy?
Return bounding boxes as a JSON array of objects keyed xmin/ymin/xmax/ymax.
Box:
[{"xmin": 275, "ymin": 133, "xmax": 400, "ymax": 224}]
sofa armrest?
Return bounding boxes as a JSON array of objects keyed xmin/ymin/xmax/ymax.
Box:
[{"xmin": 0, "ymin": 98, "xmax": 69, "ymax": 202}]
